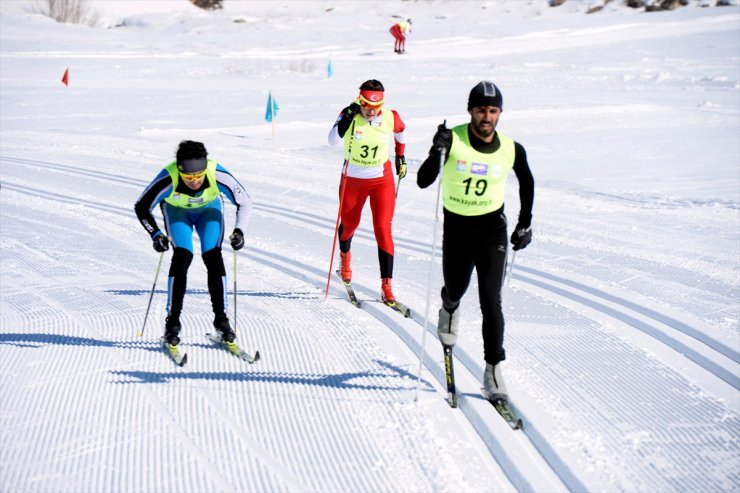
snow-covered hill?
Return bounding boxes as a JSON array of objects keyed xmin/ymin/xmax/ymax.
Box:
[{"xmin": 1, "ymin": 1, "xmax": 738, "ymax": 491}]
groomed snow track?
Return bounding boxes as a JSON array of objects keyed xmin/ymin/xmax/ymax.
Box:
[{"xmin": 3, "ymin": 155, "xmax": 738, "ymax": 492}]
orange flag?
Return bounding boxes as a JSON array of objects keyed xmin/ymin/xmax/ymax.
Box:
[{"xmin": 61, "ymin": 68, "xmax": 69, "ymax": 86}]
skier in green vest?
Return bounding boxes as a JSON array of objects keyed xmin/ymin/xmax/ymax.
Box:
[
  {"xmin": 135, "ymin": 140, "xmax": 252, "ymax": 350},
  {"xmin": 328, "ymin": 79, "xmax": 408, "ymax": 305},
  {"xmin": 417, "ymin": 81, "xmax": 535, "ymax": 400}
]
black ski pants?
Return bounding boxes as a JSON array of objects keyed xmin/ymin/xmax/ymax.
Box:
[
  {"xmin": 167, "ymin": 246, "xmax": 227, "ymax": 320},
  {"xmin": 440, "ymin": 208, "xmax": 508, "ymax": 366}
]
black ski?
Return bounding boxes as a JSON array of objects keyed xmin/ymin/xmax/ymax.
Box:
[
  {"xmin": 488, "ymin": 396, "xmax": 523, "ymax": 430},
  {"xmin": 161, "ymin": 338, "xmax": 187, "ymax": 367},
  {"xmin": 443, "ymin": 345, "xmax": 457, "ymax": 408},
  {"xmin": 206, "ymin": 333, "xmax": 260, "ymax": 364},
  {"xmin": 336, "ymin": 270, "xmax": 361, "ymax": 307}
]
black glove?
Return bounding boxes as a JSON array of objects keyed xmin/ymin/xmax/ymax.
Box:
[
  {"xmin": 152, "ymin": 233, "xmax": 169, "ymax": 252},
  {"xmin": 344, "ymin": 102, "xmax": 361, "ymax": 118},
  {"xmin": 395, "ymin": 156, "xmax": 407, "ymax": 179},
  {"xmin": 337, "ymin": 102, "xmax": 361, "ymax": 137},
  {"xmin": 510, "ymin": 225, "xmax": 532, "ymax": 251},
  {"xmin": 432, "ymin": 122, "xmax": 452, "ymax": 153},
  {"xmin": 230, "ymin": 228, "xmax": 244, "ymax": 251}
]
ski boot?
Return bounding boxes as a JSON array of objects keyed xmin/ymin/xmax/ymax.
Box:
[
  {"xmin": 483, "ymin": 363, "xmax": 508, "ymax": 401},
  {"xmin": 381, "ymin": 278, "xmax": 396, "ymax": 304},
  {"xmin": 340, "ymin": 251, "xmax": 352, "ymax": 283},
  {"xmin": 213, "ymin": 314, "xmax": 236, "ymax": 344},
  {"xmin": 164, "ymin": 316, "xmax": 181, "ymax": 347},
  {"xmin": 437, "ymin": 307, "xmax": 459, "ymax": 347}
]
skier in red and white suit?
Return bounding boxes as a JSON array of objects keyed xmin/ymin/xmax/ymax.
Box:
[
  {"xmin": 389, "ymin": 19, "xmax": 412, "ymax": 54},
  {"xmin": 328, "ymin": 79, "xmax": 407, "ymax": 304}
]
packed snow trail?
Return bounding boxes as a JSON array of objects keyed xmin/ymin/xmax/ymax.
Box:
[
  {"xmin": 0, "ymin": 223, "xmax": 509, "ymax": 491},
  {"xmin": 2, "ymin": 1, "xmax": 739, "ymax": 491},
  {"xmin": 3, "ymin": 135, "xmax": 739, "ymax": 491}
]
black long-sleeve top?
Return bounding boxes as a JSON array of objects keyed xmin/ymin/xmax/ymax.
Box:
[{"xmin": 417, "ymin": 126, "xmax": 534, "ymax": 228}]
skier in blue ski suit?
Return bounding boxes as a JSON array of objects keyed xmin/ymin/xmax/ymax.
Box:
[{"xmin": 134, "ymin": 140, "xmax": 252, "ymax": 346}]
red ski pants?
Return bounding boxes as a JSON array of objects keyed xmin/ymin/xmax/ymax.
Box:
[
  {"xmin": 390, "ymin": 25, "xmax": 405, "ymax": 51},
  {"xmin": 339, "ymin": 170, "xmax": 396, "ymax": 262}
]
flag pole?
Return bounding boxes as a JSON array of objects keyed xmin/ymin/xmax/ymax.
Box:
[{"xmin": 271, "ymin": 92, "xmax": 276, "ymax": 139}]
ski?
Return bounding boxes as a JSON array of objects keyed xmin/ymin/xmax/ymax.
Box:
[
  {"xmin": 380, "ymin": 299, "xmax": 411, "ymax": 318},
  {"xmin": 487, "ymin": 395, "xmax": 523, "ymax": 430},
  {"xmin": 206, "ymin": 332, "xmax": 260, "ymax": 364},
  {"xmin": 161, "ymin": 338, "xmax": 187, "ymax": 367},
  {"xmin": 336, "ymin": 270, "xmax": 361, "ymax": 307},
  {"xmin": 443, "ymin": 345, "xmax": 457, "ymax": 408}
]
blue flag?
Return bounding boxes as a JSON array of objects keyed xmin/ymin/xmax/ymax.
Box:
[
  {"xmin": 327, "ymin": 60, "xmax": 333, "ymax": 79},
  {"xmin": 265, "ymin": 92, "xmax": 279, "ymax": 122}
]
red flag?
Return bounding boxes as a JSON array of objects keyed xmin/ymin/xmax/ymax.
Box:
[{"xmin": 61, "ymin": 68, "xmax": 69, "ymax": 86}]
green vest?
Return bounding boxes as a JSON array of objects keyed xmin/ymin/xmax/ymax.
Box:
[
  {"xmin": 344, "ymin": 111, "xmax": 394, "ymax": 168},
  {"xmin": 163, "ymin": 159, "xmax": 220, "ymax": 209},
  {"xmin": 442, "ymin": 125, "xmax": 515, "ymax": 216}
]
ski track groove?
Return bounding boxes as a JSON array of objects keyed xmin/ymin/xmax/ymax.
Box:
[
  {"xmin": 240, "ymin": 246, "xmax": 565, "ymax": 492},
  {"xmin": 1, "ymin": 329, "xmax": 231, "ymax": 492},
  {"xmin": 3, "ymin": 156, "xmax": 738, "ymax": 491},
  {"xmin": 4, "ymin": 157, "xmax": 735, "ymax": 381},
  {"xmin": 500, "ymin": 288, "xmax": 739, "ymax": 491},
  {"xmin": 1, "ymin": 156, "xmax": 430, "ymax": 255},
  {"xmin": 515, "ymin": 264, "xmax": 739, "ymax": 363},
  {"xmin": 0, "ymin": 168, "xmax": 700, "ymax": 488},
  {"xmin": 151, "ymin": 264, "xmax": 469, "ymax": 492},
  {"xmin": 3, "ymin": 157, "xmax": 734, "ymax": 351},
  {"xmin": 0, "ymin": 205, "xmax": 302, "ymax": 490},
  {"xmin": 239, "ymin": 301, "xmax": 369, "ymax": 492},
  {"xmin": 243, "ymin": 240, "xmax": 739, "ymax": 491},
  {"xmin": 514, "ymin": 271, "xmax": 739, "ymax": 389}
]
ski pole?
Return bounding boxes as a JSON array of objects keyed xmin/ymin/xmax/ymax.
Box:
[
  {"xmin": 138, "ymin": 249, "xmax": 165, "ymax": 337},
  {"xmin": 414, "ymin": 146, "xmax": 446, "ymax": 402},
  {"xmin": 502, "ymin": 250, "xmax": 516, "ymax": 307},
  {"xmin": 325, "ymin": 160, "xmax": 350, "ymax": 300},
  {"xmin": 233, "ymin": 248, "xmax": 238, "ymax": 333},
  {"xmin": 325, "ymin": 120, "xmax": 356, "ymax": 300},
  {"xmin": 395, "ymin": 175, "xmax": 402, "ymax": 199}
]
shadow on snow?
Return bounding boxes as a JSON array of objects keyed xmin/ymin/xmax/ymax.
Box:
[
  {"xmin": 0, "ymin": 332, "xmax": 118, "ymax": 349},
  {"xmin": 0, "ymin": 333, "xmax": 435, "ymax": 392},
  {"xmin": 0, "ymin": 333, "xmax": 185, "ymax": 353},
  {"xmin": 105, "ymin": 288, "xmax": 318, "ymax": 300},
  {"xmin": 111, "ymin": 358, "xmax": 435, "ymax": 392}
]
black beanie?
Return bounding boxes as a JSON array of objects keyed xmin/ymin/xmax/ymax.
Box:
[{"xmin": 467, "ymin": 81, "xmax": 503, "ymax": 110}]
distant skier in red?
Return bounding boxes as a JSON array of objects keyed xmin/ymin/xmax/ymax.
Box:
[{"xmin": 389, "ymin": 19, "xmax": 411, "ymax": 54}]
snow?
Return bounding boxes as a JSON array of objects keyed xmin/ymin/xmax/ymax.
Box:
[{"xmin": 1, "ymin": 0, "xmax": 738, "ymax": 491}]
